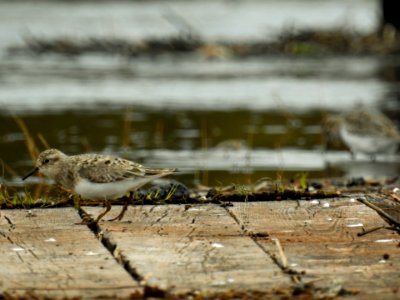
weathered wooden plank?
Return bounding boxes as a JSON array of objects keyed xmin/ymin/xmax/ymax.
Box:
[
  {"xmin": 228, "ymin": 199, "xmax": 400, "ymax": 298},
  {"xmin": 0, "ymin": 208, "xmax": 141, "ymax": 299},
  {"xmin": 83, "ymin": 204, "xmax": 291, "ymax": 297}
]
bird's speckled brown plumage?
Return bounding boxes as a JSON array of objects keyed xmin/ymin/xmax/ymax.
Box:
[{"xmin": 24, "ymin": 149, "xmax": 175, "ymax": 223}]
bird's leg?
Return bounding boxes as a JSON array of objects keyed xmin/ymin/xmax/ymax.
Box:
[
  {"xmin": 73, "ymin": 196, "xmax": 93, "ymax": 225},
  {"xmin": 94, "ymin": 199, "xmax": 112, "ymax": 223},
  {"xmin": 108, "ymin": 202, "xmax": 129, "ymax": 222},
  {"xmin": 73, "ymin": 195, "xmax": 82, "ymax": 209},
  {"xmin": 107, "ymin": 193, "xmax": 134, "ymax": 222}
]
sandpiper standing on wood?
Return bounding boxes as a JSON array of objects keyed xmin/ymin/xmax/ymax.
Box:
[
  {"xmin": 22, "ymin": 149, "xmax": 176, "ymax": 223},
  {"xmin": 323, "ymin": 110, "xmax": 400, "ymax": 160}
]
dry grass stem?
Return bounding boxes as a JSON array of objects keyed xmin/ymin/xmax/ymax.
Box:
[
  {"xmin": 13, "ymin": 115, "xmax": 39, "ymax": 161},
  {"xmin": 272, "ymin": 237, "xmax": 288, "ymax": 268},
  {"xmin": 357, "ymin": 196, "xmax": 400, "ymax": 228},
  {"xmin": 37, "ymin": 133, "xmax": 50, "ymax": 149}
]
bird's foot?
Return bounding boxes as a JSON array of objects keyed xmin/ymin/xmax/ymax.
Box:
[
  {"xmin": 107, "ymin": 203, "xmax": 129, "ymax": 222},
  {"xmin": 75, "ymin": 214, "xmax": 95, "ymax": 225}
]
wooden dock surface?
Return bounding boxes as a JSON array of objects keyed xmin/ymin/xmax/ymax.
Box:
[{"xmin": 1, "ymin": 198, "xmax": 399, "ymax": 299}]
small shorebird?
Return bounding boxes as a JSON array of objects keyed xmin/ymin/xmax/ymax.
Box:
[
  {"xmin": 22, "ymin": 149, "xmax": 175, "ymax": 223},
  {"xmin": 322, "ymin": 110, "xmax": 400, "ymax": 159}
]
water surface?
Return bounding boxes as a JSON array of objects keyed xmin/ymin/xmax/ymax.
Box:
[{"xmin": 0, "ymin": 0, "xmax": 399, "ymax": 190}]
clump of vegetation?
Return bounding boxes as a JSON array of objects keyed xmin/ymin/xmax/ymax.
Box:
[
  {"xmin": 8, "ymin": 26, "xmax": 400, "ymax": 58},
  {"xmin": 2, "ymin": 114, "xmax": 398, "ymax": 210},
  {"xmin": 1, "ymin": 115, "xmax": 86, "ymax": 208},
  {"xmin": 0, "ymin": 183, "xmax": 71, "ymax": 209},
  {"xmin": 0, "ymin": 184, "xmax": 32, "ymax": 208}
]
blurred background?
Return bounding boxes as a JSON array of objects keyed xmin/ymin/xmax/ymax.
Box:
[{"xmin": 0, "ymin": 0, "xmax": 399, "ymax": 191}]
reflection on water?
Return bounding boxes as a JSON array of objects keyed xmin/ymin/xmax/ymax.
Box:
[
  {"xmin": 0, "ymin": 110, "xmax": 325, "ymax": 184},
  {"xmin": 1, "ymin": 54, "xmax": 400, "ymax": 187},
  {"xmin": 1, "ymin": 108, "xmax": 399, "ymax": 187},
  {"xmin": 0, "ymin": 0, "xmax": 399, "ymax": 189},
  {"xmin": 0, "ymin": 0, "xmax": 379, "ymax": 48},
  {"xmin": 0, "ymin": 56, "xmax": 394, "ymax": 112}
]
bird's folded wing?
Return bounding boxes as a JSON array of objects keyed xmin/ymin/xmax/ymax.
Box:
[
  {"xmin": 375, "ymin": 115, "xmax": 400, "ymax": 139},
  {"xmin": 78, "ymin": 157, "xmax": 146, "ymax": 183}
]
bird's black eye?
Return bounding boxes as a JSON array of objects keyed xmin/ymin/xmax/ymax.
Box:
[{"xmin": 44, "ymin": 159, "xmax": 50, "ymax": 164}]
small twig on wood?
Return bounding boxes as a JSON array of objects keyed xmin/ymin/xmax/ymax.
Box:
[
  {"xmin": 357, "ymin": 225, "xmax": 396, "ymax": 236},
  {"xmin": 357, "ymin": 196, "xmax": 400, "ymax": 228},
  {"xmin": 271, "ymin": 237, "xmax": 301, "ymax": 284},
  {"xmin": 272, "ymin": 237, "xmax": 288, "ymax": 268},
  {"xmin": 356, "ymin": 196, "xmax": 400, "ymax": 235}
]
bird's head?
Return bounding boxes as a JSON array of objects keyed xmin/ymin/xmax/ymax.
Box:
[{"xmin": 22, "ymin": 149, "xmax": 67, "ymax": 180}]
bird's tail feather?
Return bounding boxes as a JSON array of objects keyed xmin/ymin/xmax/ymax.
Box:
[
  {"xmin": 129, "ymin": 169, "xmax": 175, "ymax": 191},
  {"xmin": 144, "ymin": 168, "xmax": 176, "ymax": 176}
]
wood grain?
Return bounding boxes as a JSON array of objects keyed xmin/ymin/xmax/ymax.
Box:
[
  {"xmin": 3, "ymin": 200, "xmax": 398, "ymax": 298},
  {"xmin": 228, "ymin": 199, "xmax": 400, "ymax": 298},
  {"xmin": 84, "ymin": 204, "xmax": 291, "ymax": 297},
  {"xmin": 0, "ymin": 208, "xmax": 140, "ymax": 299}
]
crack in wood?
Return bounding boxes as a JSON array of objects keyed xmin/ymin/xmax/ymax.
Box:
[
  {"xmin": 77, "ymin": 208, "xmax": 145, "ymax": 285},
  {"xmin": 0, "ymin": 230, "xmax": 6, "ymax": 238},
  {"xmin": 15, "ymin": 251, "xmax": 24, "ymax": 263},
  {"xmin": 221, "ymin": 204, "xmax": 304, "ymax": 284},
  {"xmin": 200, "ymin": 244, "xmax": 216, "ymax": 275},
  {"xmin": 28, "ymin": 249, "xmax": 39, "ymax": 260},
  {"xmin": 79, "ymin": 205, "xmax": 224, "ymax": 298},
  {"xmin": 187, "ymin": 226, "xmax": 196, "ymax": 237},
  {"xmin": 4, "ymin": 215, "xmax": 16, "ymax": 230},
  {"xmin": 154, "ymin": 210, "xmax": 168, "ymax": 224},
  {"xmin": 1, "ymin": 208, "xmax": 142, "ymax": 298}
]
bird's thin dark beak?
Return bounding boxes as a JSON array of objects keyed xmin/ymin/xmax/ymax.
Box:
[{"xmin": 22, "ymin": 167, "xmax": 39, "ymax": 181}]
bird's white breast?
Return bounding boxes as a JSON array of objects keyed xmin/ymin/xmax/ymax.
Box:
[
  {"xmin": 340, "ymin": 126, "xmax": 398, "ymax": 155},
  {"xmin": 74, "ymin": 178, "xmax": 148, "ymax": 200}
]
